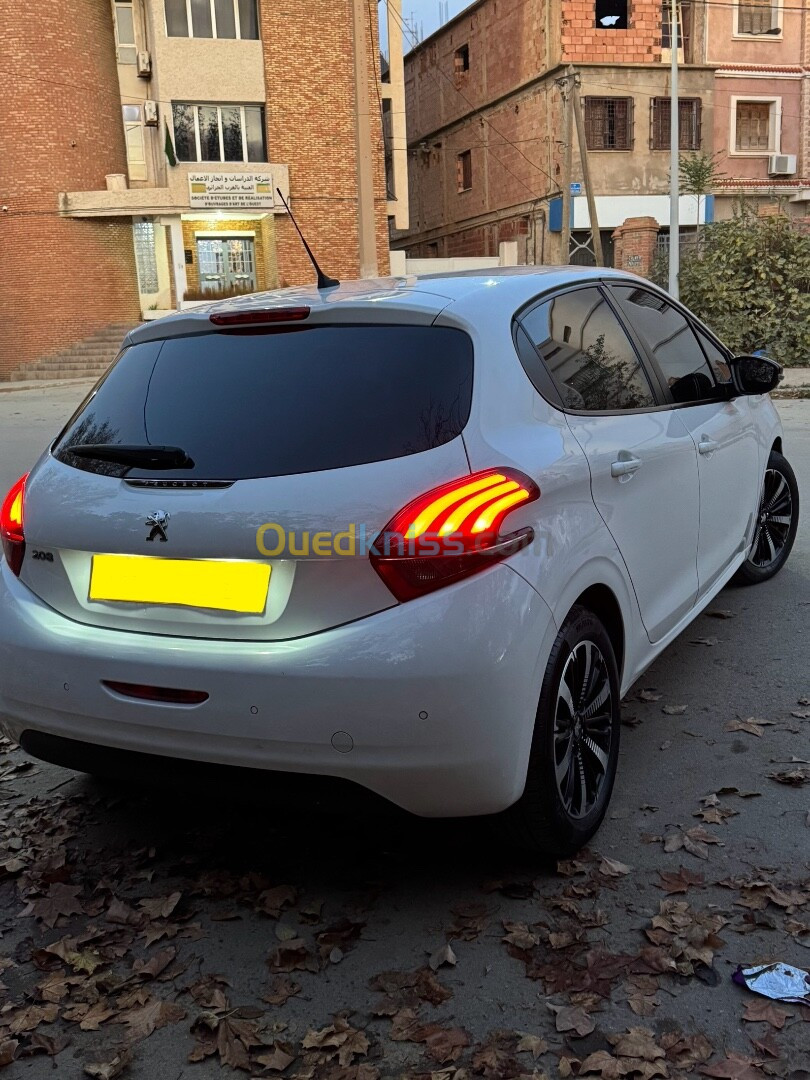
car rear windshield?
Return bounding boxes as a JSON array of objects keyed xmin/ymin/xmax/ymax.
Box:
[{"xmin": 53, "ymin": 325, "xmax": 474, "ymax": 480}]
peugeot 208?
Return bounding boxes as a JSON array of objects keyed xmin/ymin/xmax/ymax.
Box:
[{"xmin": 0, "ymin": 269, "xmax": 798, "ymax": 854}]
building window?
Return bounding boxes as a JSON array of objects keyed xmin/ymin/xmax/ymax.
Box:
[
  {"xmin": 164, "ymin": 0, "xmax": 259, "ymax": 39},
  {"xmin": 734, "ymin": 100, "xmax": 777, "ymax": 152},
  {"xmin": 661, "ymin": 0, "xmax": 692, "ymax": 56},
  {"xmin": 133, "ymin": 221, "xmax": 159, "ymax": 295},
  {"xmin": 736, "ymin": 0, "xmax": 780, "ymax": 35},
  {"xmin": 595, "ymin": 0, "xmax": 629, "ymax": 28},
  {"xmin": 456, "ymin": 150, "xmax": 472, "ymax": 192},
  {"xmin": 122, "ymin": 104, "xmax": 147, "ymax": 180},
  {"xmin": 113, "ymin": 0, "xmax": 137, "ymax": 63},
  {"xmin": 650, "ymin": 98, "xmax": 701, "ymax": 150},
  {"xmin": 172, "ymin": 103, "xmax": 267, "ymax": 162},
  {"xmin": 454, "ymin": 44, "xmax": 470, "ymax": 74},
  {"xmin": 584, "ymin": 97, "xmax": 633, "ymax": 150}
]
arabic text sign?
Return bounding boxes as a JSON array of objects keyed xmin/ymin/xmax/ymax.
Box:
[{"xmin": 188, "ymin": 172, "xmax": 276, "ymax": 209}]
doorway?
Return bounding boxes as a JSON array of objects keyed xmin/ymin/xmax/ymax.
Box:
[{"xmin": 196, "ymin": 236, "xmax": 257, "ymax": 294}]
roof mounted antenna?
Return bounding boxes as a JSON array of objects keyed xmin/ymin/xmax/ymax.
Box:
[{"xmin": 276, "ymin": 188, "xmax": 339, "ymax": 290}]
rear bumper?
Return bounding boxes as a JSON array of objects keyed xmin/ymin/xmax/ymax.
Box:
[{"xmin": 0, "ymin": 562, "xmax": 556, "ymax": 816}]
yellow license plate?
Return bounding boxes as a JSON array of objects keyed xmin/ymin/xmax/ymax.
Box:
[{"xmin": 89, "ymin": 554, "xmax": 271, "ymax": 614}]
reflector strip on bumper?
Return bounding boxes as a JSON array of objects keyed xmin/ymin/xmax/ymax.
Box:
[{"xmin": 89, "ymin": 554, "xmax": 271, "ymax": 614}]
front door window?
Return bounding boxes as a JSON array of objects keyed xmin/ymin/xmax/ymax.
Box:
[{"xmin": 196, "ymin": 236, "xmax": 257, "ymax": 294}]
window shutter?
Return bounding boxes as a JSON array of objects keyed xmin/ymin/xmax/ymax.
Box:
[{"xmin": 627, "ymin": 97, "xmax": 635, "ymax": 150}]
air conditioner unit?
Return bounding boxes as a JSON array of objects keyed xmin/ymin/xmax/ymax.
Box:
[
  {"xmin": 136, "ymin": 50, "xmax": 152, "ymax": 78},
  {"xmin": 143, "ymin": 100, "xmax": 158, "ymax": 127},
  {"xmin": 767, "ymin": 153, "xmax": 796, "ymax": 176}
]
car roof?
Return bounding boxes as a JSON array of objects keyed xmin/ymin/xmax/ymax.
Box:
[{"xmin": 126, "ymin": 265, "xmax": 642, "ymax": 345}]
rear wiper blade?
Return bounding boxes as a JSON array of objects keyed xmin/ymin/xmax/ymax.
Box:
[{"xmin": 67, "ymin": 444, "xmax": 195, "ymax": 470}]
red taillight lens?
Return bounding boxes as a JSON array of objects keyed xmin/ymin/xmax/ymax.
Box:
[
  {"xmin": 370, "ymin": 468, "xmax": 539, "ymax": 601},
  {"xmin": 1, "ymin": 473, "xmax": 28, "ymax": 577},
  {"xmin": 209, "ymin": 307, "xmax": 310, "ymax": 326}
]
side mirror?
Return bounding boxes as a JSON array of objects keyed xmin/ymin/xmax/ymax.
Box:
[{"xmin": 728, "ymin": 355, "xmax": 782, "ymax": 396}]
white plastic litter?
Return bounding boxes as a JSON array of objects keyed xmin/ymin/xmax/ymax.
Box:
[{"xmin": 733, "ymin": 961, "xmax": 810, "ymax": 1004}]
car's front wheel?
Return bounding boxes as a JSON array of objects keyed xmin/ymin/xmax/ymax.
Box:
[
  {"xmin": 733, "ymin": 449, "xmax": 799, "ymax": 586},
  {"xmin": 508, "ymin": 605, "xmax": 621, "ymax": 857}
]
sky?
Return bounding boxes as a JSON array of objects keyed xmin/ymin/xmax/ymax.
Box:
[
  {"xmin": 380, "ymin": 0, "xmax": 471, "ymax": 56},
  {"xmin": 399, "ymin": 0, "xmax": 471, "ymax": 43}
]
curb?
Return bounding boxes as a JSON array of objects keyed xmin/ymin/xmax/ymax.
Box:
[{"xmin": 0, "ymin": 378, "xmax": 96, "ymax": 395}]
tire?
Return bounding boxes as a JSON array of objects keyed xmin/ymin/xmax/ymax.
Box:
[
  {"xmin": 733, "ymin": 450, "xmax": 799, "ymax": 586},
  {"xmin": 507, "ymin": 605, "xmax": 621, "ymax": 858}
]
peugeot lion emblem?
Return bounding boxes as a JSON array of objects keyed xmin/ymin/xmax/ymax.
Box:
[{"xmin": 145, "ymin": 510, "xmax": 170, "ymax": 542}]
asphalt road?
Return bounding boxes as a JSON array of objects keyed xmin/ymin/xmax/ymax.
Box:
[{"xmin": 1, "ymin": 383, "xmax": 809, "ymax": 1079}]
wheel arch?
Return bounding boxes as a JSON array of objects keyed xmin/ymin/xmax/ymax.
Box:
[
  {"xmin": 771, "ymin": 436, "xmax": 782, "ymax": 456},
  {"xmin": 570, "ymin": 584, "xmax": 625, "ymax": 683}
]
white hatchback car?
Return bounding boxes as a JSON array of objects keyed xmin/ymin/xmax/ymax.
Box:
[{"xmin": 0, "ymin": 268, "xmax": 799, "ymax": 854}]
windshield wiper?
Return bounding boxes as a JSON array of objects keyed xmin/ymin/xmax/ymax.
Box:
[{"xmin": 67, "ymin": 444, "xmax": 195, "ymax": 470}]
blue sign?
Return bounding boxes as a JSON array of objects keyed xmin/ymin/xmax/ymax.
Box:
[{"xmin": 570, "ymin": 183, "xmax": 582, "ymax": 195}]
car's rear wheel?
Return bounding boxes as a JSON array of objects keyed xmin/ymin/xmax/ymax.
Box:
[
  {"xmin": 733, "ymin": 450, "xmax": 799, "ymax": 586},
  {"xmin": 507, "ymin": 605, "xmax": 620, "ymax": 857}
]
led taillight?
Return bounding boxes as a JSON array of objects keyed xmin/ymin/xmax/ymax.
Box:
[
  {"xmin": 1, "ymin": 473, "xmax": 28, "ymax": 577},
  {"xmin": 370, "ymin": 468, "xmax": 539, "ymax": 601}
]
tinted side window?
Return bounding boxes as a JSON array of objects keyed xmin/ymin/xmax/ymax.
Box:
[
  {"xmin": 613, "ymin": 286, "xmax": 718, "ymax": 404},
  {"xmin": 520, "ymin": 287, "xmax": 656, "ymax": 412},
  {"xmin": 695, "ymin": 327, "xmax": 732, "ymax": 385}
]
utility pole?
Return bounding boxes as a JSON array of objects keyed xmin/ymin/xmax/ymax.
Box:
[
  {"xmin": 559, "ymin": 67, "xmax": 574, "ymax": 265},
  {"xmin": 668, "ymin": 0, "xmax": 680, "ymax": 298},
  {"xmin": 571, "ymin": 73, "xmax": 603, "ymax": 267},
  {"xmin": 351, "ymin": 0, "xmax": 379, "ymax": 278}
]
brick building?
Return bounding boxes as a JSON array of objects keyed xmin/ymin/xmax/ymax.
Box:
[
  {"xmin": 707, "ymin": 0, "xmax": 808, "ymax": 218},
  {"xmin": 0, "ymin": 0, "xmax": 408, "ymax": 379},
  {"xmin": 393, "ymin": 0, "xmax": 810, "ymax": 265}
]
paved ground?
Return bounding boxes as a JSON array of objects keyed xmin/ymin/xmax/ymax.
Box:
[{"xmin": 0, "ymin": 386, "xmax": 808, "ymax": 1079}]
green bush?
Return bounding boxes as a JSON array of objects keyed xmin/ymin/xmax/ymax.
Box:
[{"xmin": 677, "ymin": 206, "xmax": 810, "ymax": 367}]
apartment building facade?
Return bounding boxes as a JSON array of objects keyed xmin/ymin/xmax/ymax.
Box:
[
  {"xmin": 707, "ymin": 0, "xmax": 807, "ymax": 217},
  {"xmin": 0, "ymin": 0, "xmax": 407, "ymax": 378},
  {"xmin": 394, "ymin": 0, "xmax": 809, "ymax": 263}
]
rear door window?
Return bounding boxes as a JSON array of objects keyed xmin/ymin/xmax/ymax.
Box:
[
  {"xmin": 518, "ymin": 287, "xmax": 656, "ymax": 411},
  {"xmin": 53, "ymin": 325, "xmax": 474, "ymax": 480}
]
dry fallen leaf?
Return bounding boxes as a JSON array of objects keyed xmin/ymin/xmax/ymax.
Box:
[
  {"xmin": 699, "ymin": 1051, "xmax": 764, "ymax": 1080},
  {"xmin": 660, "ymin": 1031, "xmax": 714, "ymax": 1068},
  {"xmin": 706, "ymin": 609, "xmax": 735, "ymax": 619},
  {"xmin": 608, "ymin": 1026, "xmax": 667, "ymax": 1062},
  {"xmin": 255, "ymin": 884, "xmax": 297, "ymax": 918},
  {"xmin": 548, "ymin": 1003, "xmax": 595, "ymax": 1037},
  {"xmin": 255, "ymin": 1042, "xmax": 297, "ymax": 1072},
  {"xmin": 664, "ymin": 826, "xmax": 724, "ymax": 860},
  {"xmin": 690, "ymin": 637, "xmax": 720, "ymax": 647},
  {"xmin": 19, "ymin": 883, "xmax": 85, "ymax": 928},
  {"xmin": 742, "ymin": 998, "xmax": 793, "ymax": 1029},
  {"xmin": 694, "ymin": 804, "xmax": 739, "ymax": 825},
  {"xmin": 116, "ymin": 997, "xmax": 186, "ymax": 1042},
  {"xmin": 599, "ymin": 856, "xmax": 632, "ymax": 877},
  {"xmin": 725, "ymin": 717, "xmax": 775, "ymax": 737},
  {"xmin": 82, "ymin": 1046, "xmax": 133, "ymax": 1079},
  {"xmin": 638, "ymin": 690, "xmax": 662, "ymax": 703},
  {"xmin": 515, "ymin": 1032, "xmax": 548, "ymax": 1059},
  {"xmin": 262, "ymin": 976, "xmax": 301, "ymax": 1007},
  {"xmin": 428, "ymin": 942, "xmax": 457, "ymax": 971},
  {"xmin": 768, "ymin": 767, "xmax": 810, "ymax": 786},
  {"xmin": 137, "ymin": 892, "xmax": 181, "ymax": 921},
  {"xmin": 662, "ymin": 705, "xmax": 687, "ymax": 716}
]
